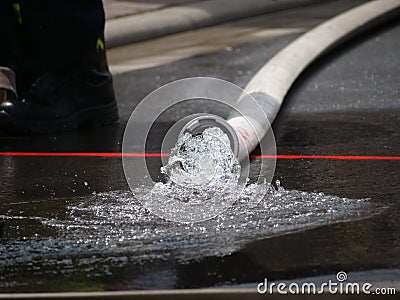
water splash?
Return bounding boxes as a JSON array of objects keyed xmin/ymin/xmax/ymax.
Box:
[
  {"xmin": 133, "ymin": 127, "xmax": 245, "ymax": 222},
  {"xmin": 0, "ymin": 184, "xmax": 382, "ymax": 270}
]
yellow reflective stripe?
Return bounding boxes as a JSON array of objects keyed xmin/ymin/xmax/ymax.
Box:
[
  {"xmin": 96, "ymin": 38, "xmax": 105, "ymax": 52},
  {"xmin": 13, "ymin": 3, "xmax": 22, "ymax": 24}
]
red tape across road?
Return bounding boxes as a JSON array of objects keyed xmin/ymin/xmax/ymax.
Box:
[{"xmin": 0, "ymin": 152, "xmax": 399, "ymax": 160}]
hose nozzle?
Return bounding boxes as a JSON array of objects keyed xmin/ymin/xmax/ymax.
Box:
[{"xmin": 179, "ymin": 114, "xmax": 239, "ymax": 158}]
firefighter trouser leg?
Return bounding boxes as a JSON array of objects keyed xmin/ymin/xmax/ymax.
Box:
[{"xmin": 0, "ymin": 0, "xmax": 108, "ymax": 93}]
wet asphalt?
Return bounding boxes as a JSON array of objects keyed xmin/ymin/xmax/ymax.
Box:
[{"xmin": 0, "ymin": 17, "xmax": 399, "ymax": 292}]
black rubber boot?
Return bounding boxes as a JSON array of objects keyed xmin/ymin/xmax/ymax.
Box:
[{"xmin": 0, "ymin": 66, "xmax": 119, "ymax": 134}]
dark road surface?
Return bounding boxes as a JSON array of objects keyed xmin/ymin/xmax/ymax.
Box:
[{"xmin": 0, "ymin": 18, "xmax": 399, "ymax": 292}]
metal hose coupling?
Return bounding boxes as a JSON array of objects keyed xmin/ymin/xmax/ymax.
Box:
[{"xmin": 179, "ymin": 114, "xmax": 240, "ymax": 159}]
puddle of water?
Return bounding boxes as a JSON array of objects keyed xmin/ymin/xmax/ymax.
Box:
[{"xmin": 0, "ymin": 182, "xmax": 383, "ymax": 285}]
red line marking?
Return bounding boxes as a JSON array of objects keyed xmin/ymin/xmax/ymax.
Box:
[
  {"xmin": 0, "ymin": 152, "xmax": 167, "ymax": 157},
  {"xmin": 252, "ymin": 155, "xmax": 400, "ymax": 160},
  {"xmin": 0, "ymin": 152, "xmax": 399, "ymax": 160}
]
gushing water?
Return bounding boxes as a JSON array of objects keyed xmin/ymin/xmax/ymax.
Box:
[
  {"xmin": 133, "ymin": 127, "xmax": 245, "ymax": 222},
  {"xmin": 161, "ymin": 127, "xmax": 240, "ymax": 188}
]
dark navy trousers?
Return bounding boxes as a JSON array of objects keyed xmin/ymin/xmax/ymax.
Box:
[{"xmin": 0, "ymin": 0, "xmax": 106, "ymax": 91}]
